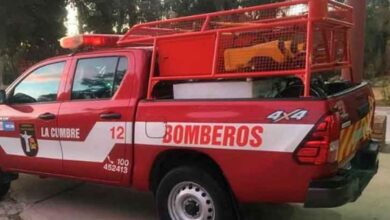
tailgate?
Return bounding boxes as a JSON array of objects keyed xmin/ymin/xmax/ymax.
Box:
[{"xmin": 327, "ymin": 82, "xmax": 375, "ymax": 163}]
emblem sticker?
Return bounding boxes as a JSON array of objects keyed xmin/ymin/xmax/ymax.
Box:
[
  {"xmin": 267, "ymin": 109, "xmax": 308, "ymax": 123},
  {"xmin": 3, "ymin": 121, "xmax": 16, "ymax": 131},
  {"xmin": 333, "ymin": 100, "xmax": 349, "ymax": 121},
  {"xmin": 0, "ymin": 118, "xmax": 15, "ymax": 132},
  {"xmin": 19, "ymin": 124, "xmax": 39, "ymax": 157}
]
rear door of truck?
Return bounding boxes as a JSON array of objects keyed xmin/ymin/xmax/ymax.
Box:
[{"xmin": 327, "ymin": 82, "xmax": 375, "ymax": 165}]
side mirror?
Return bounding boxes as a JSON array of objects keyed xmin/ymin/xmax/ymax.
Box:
[{"xmin": 0, "ymin": 90, "xmax": 7, "ymax": 104}]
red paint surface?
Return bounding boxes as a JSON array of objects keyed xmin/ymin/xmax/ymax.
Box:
[{"xmin": 0, "ymin": 1, "xmax": 374, "ymax": 205}]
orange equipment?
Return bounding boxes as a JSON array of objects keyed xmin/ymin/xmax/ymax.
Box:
[{"xmin": 224, "ymin": 40, "xmax": 306, "ymax": 71}]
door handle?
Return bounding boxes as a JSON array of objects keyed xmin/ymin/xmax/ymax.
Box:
[
  {"xmin": 100, "ymin": 113, "xmax": 122, "ymax": 120},
  {"xmin": 39, "ymin": 113, "xmax": 56, "ymax": 120}
]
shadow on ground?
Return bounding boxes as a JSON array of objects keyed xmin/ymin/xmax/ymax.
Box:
[
  {"xmin": 381, "ymin": 144, "xmax": 390, "ymax": 153},
  {"xmin": 241, "ymin": 203, "xmax": 342, "ymax": 220}
]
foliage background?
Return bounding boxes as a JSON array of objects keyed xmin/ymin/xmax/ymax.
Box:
[{"xmin": 0, "ymin": 0, "xmax": 388, "ymax": 87}]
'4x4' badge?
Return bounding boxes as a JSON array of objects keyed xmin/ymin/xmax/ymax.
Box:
[
  {"xmin": 267, "ymin": 109, "xmax": 308, "ymax": 123},
  {"xmin": 19, "ymin": 124, "xmax": 39, "ymax": 157}
]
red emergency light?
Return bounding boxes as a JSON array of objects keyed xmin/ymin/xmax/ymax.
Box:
[{"xmin": 59, "ymin": 34, "xmax": 123, "ymax": 49}]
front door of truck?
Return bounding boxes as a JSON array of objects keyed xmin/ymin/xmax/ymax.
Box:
[
  {"xmin": 58, "ymin": 53, "xmax": 135, "ymax": 182},
  {"xmin": 0, "ymin": 61, "xmax": 68, "ymax": 173}
]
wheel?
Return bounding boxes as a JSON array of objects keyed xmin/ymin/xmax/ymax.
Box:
[
  {"xmin": 0, "ymin": 182, "xmax": 10, "ymax": 199},
  {"xmin": 156, "ymin": 166, "xmax": 238, "ymax": 220}
]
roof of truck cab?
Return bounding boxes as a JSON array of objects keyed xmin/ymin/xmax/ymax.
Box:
[{"xmin": 41, "ymin": 46, "xmax": 153, "ymax": 62}]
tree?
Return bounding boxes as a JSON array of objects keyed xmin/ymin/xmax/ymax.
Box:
[
  {"xmin": 239, "ymin": 0, "xmax": 280, "ymax": 7},
  {"xmin": 162, "ymin": 0, "xmax": 239, "ymax": 17},
  {"xmin": 138, "ymin": 0, "xmax": 163, "ymax": 22},
  {"xmin": 0, "ymin": 0, "xmax": 67, "ymax": 86},
  {"xmin": 74, "ymin": 0, "xmax": 119, "ymax": 34},
  {"xmin": 364, "ymin": 0, "xmax": 390, "ymax": 78},
  {"xmin": 73, "ymin": 0, "xmax": 284, "ymax": 34},
  {"xmin": 73, "ymin": 0, "xmax": 162, "ymax": 34}
]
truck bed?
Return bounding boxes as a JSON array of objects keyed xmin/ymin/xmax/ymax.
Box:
[{"xmin": 132, "ymin": 81, "xmax": 374, "ymax": 203}]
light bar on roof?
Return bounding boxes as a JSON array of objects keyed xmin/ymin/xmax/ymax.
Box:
[{"xmin": 59, "ymin": 34, "xmax": 123, "ymax": 49}]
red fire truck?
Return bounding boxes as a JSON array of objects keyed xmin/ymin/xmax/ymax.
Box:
[{"xmin": 0, "ymin": 0, "xmax": 379, "ymax": 219}]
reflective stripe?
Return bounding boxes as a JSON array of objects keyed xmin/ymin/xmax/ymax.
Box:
[
  {"xmin": 135, "ymin": 122, "xmax": 314, "ymax": 153},
  {"xmin": 0, "ymin": 137, "xmax": 62, "ymax": 160},
  {"xmin": 0, "ymin": 121, "xmax": 314, "ymax": 162},
  {"xmin": 0, "ymin": 122, "xmax": 133, "ymax": 163},
  {"xmin": 61, "ymin": 122, "xmax": 132, "ymax": 162},
  {"xmin": 337, "ymin": 98, "xmax": 374, "ymax": 162}
]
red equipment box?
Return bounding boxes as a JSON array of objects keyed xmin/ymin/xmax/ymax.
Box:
[{"xmin": 158, "ymin": 34, "xmax": 216, "ymax": 76}]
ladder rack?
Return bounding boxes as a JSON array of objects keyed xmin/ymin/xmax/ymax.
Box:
[{"xmin": 117, "ymin": 0, "xmax": 353, "ymax": 99}]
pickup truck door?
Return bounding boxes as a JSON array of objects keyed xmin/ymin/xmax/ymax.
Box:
[
  {"xmin": 58, "ymin": 53, "xmax": 135, "ymax": 182},
  {"xmin": 0, "ymin": 60, "xmax": 68, "ymax": 173}
]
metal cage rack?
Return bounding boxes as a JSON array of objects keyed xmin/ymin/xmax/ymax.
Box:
[{"xmin": 117, "ymin": 0, "xmax": 353, "ymax": 99}]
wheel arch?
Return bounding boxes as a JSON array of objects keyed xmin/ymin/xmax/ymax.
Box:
[{"xmin": 149, "ymin": 149, "xmax": 232, "ymax": 195}]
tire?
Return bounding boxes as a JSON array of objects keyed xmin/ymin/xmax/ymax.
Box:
[
  {"xmin": 156, "ymin": 166, "xmax": 237, "ymax": 220},
  {"xmin": 0, "ymin": 182, "xmax": 10, "ymax": 199}
]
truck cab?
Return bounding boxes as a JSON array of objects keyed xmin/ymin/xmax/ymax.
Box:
[{"xmin": 0, "ymin": 47, "xmax": 156, "ymax": 184}]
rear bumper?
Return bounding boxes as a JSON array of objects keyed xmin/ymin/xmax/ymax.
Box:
[{"xmin": 304, "ymin": 141, "xmax": 379, "ymax": 208}]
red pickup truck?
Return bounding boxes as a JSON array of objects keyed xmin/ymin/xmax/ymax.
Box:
[{"xmin": 0, "ymin": 1, "xmax": 379, "ymax": 220}]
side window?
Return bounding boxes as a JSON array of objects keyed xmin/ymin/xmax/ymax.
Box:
[
  {"xmin": 113, "ymin": 57, "xmax": 128, "ymax": 94},
  {"xmin": 10, "ymin": 62, "xmax": 65, "ymax": 104},
  {"xmin": 72, "ymin": 57, "xmax": 128, "ymax": 100}
]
